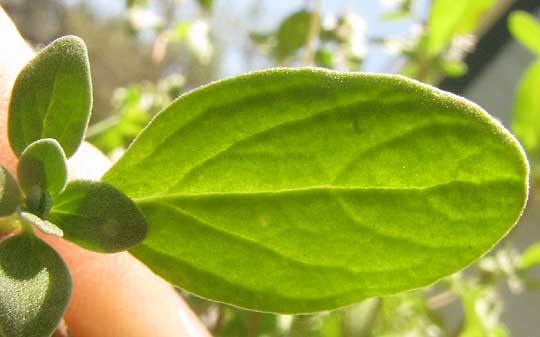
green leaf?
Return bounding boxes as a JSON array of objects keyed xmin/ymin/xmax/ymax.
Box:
[
  {"xmin": 0, "ymin": 166, "xmax": 21, "ymax": 216},
  {"xmin": 20, "ymin": 212, "xmax": 63, "ymax": 238},
  {"xmin": 274, "ymin": 10, "xmax": 312, "ymax": 61},
  {"xmin": 17, "ymin": 138, "xmax": 68, "ymax": 197},
  {"xmin": 441, "ymin": 60, "xmax": 468, "ymax": 77},
  {"xmin": 0, "ymin": 233, "xmax": 71, "ymax": 337},
  {"xmin": 8, "ymin": 35, "xmax": 92, "ymax": 158},
  {"xmin": 197, "ymin": 0, "xmax": 213, "ymax": 11},
  {"xmin": 48, "ymin": 180, "xmax": 147, "ymax": 252},
  {"xmin": 103, "ymin": 68, "xmax": 528, "ymax": 313},
  {"xmin": 426, "ymin": 0, "xmax": 495, "ymax": 55},
  {"xmin": 508, "ymin": 11, "xmax": 540, "ymax": 55},
  {"xmin": 512, "ymin": 60, "xmax": 540, "ymax": 155},
  {"xmin": 455, "ymin": 282, "xmax": 507, "ymax": 337},
  {"xmin": 519, "ymin": 243, "xmax": 540, "ymax": 269},
  {"xmin": 314, "ymin": 48, "xmax": 334, "ymax": 69}
]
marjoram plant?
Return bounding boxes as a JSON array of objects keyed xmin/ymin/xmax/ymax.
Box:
[{"xmin": 0, "ymin": 35, "xmax": 529, "ymax": 337}]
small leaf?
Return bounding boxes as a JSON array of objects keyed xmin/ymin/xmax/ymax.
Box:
[
  {"xmin": 441, "ymin": 59, "xmax": 468, "ymax": 77},
  {"xmin": 519, "ymin": 243, "xmax": 540, "ymax": 269},
  {"xmin": 48, "ymin": 180, "xmax": 147, "ymax": 252},
  {"xmin": 274, "ymin": 10, "xmax": 312, "ymax": 61},
  {"xmin": 197, "ymin": 0, "xmax": 213, "ymax": 11},
  {"xmin": 103, "ymin": 68, "xmax": 528, "ymax": 313},
  {"xmin": 314, "ymin": 48, "xmax": 334, "ymax": 68},
  {"xmin": 0, "ymin": 232, "xmax": 71, "ymax": 337},
  {"xmin": 512, "ymin": 60, "xmax": 540, "ymax": 155},
  {"xmin": 20, "ymin": 212, "xmax": 63, "ymax": 238},
  {"xmin": 18, "ymin": 138, "xmax": 68, "ymax": 197},
  {"xmin": 25, "ymin": 186, "xmax": 53, "ymax": 219},
  {"xmin": 0, "ymin": 166, "xmax": 21, "ymax": 216},
  {"xmin": 8, "ymin": 35, "xmax": 92, "ymax": 158},
  {"xmin": 508, "ymin": 11, "xmax": 540, "ymax": 54}
]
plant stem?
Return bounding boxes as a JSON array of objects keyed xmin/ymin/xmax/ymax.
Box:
[
  {"xmin": 303, "ymin": 0, "xmax": 321, "ymax": 65},
  {"xmin": 210, "ymin": 307, "xmax": 224, "ymax": 335},
  {"xmin": 247, "ymin": 312, "xmax": 261, "ymax": 337},
  {"xmin": 427, "ymin": 289, "xmax": 457, "ymax": 309},
  {"xmin": 360, "ymin": 298, "xmax": 383, "ymax": 337}
]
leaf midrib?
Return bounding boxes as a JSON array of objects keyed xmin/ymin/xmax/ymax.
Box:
[{"xmin": 133, "ymin": 177, "xmax": 521, "ymax": 204}]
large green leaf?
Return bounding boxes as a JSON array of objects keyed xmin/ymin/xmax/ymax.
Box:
[
  {"xmin": 103, "ymin": 68, "xmax": 528, "ymax": 313},
  {"xmin": 0, "ymin": 232, "xmax": 71, "ymax": 337},
  {"xmin": 512, "ymin": 60, "xmax": 540, "ymax": 155},
  {"xmin": 508, "ymin": 11, "xmax": 540, "ymax": 55},
  {"xmin": 17, "ymin": 138, "xmax": 68, "ymax": 197},
  {"xmin": 8, "ymin": 36, "xmax": 92, "ymax": 158},
  {"xmin": 48, "ymin": 180, "xmax": 148, "ymax": 253},
  {"xmin": 0, "ymin": 166, "xmax": 21, "ymax": 216},
  {"xmin": 426, "ymin": 0, "xmax": 495, "ymax": 55}
]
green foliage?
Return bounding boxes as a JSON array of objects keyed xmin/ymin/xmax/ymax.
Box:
[
  {"xmin": 274, "ymin": 10, "xmax": 312, "ymax": 62},
  {"xmin": 508, "ymin": 11, "xmax": 540, "ymax": 55},
  {"xmin": 197, "ymin": 0, "xmax": 213, "ymax": 11},
  {"xmin": 0, "ymin": 34, "xmax": 151, "ymax": 336},
  {"xmin": 49, "ymin": 180, "xmax": 147, "ymax": 253},
  {"xmin": 454, "ymin": 280, "xmax": 508, "ymax": 337},
  {"xmin": 0, "ymin": 232, "xmax": 71, "ymax": 337},
  {"xmin": 87, "ymin": 74, "xmax": 184, "ymax": 155},
  {"xmin": 380, "ymin": 0, "xmax": 414, "ymax": 20},
  {"xmin": 104, "ymin": 68, "xmax": 528, "ymax": 313},
  {"xmin": 426, "ymin": 0, "xmax": 495, "ymax": 56},
  {"xmin": 8, "ymin": 36, "xmax": 92, "ymax": 158},
  {"xmin": 512, "ymin": 60, "xmax": 540, "ymax": 156},
  {"xmin": 17, "ymin": 139, "xmax": 68, "ymax": 197},
  {"xmin": 252, "ymin": 9, "xmax": 365, "ymax": 70},
  {"xmin": 2, "ymin": 2, "xmax": 538, "ymax": 332},
  {"xmin": 520, "ymin": 243, "xmax": 540, "ymax": 269},
  {"xmin": 0, "ymin": 166, "xmax": 21, "ymax": 216}
]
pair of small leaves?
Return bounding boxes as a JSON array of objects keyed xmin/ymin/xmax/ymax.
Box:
[
  {"xmin": 1, "ymin": 35, "xmax": 148, "ymax": 337},
  {"xmin": 7, "ymin": 35, "xmax": 147, "ymax": 253}
]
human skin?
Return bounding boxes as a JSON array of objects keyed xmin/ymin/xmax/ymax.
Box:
[{"xmin": 0, "ymin": 7, "xmax": 211, "ymax": 337}]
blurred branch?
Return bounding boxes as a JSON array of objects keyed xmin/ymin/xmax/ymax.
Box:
[
  {"xmin": 303, "ymin": 0, "xmax": 321, "ymax": 65},
  {"xmin": 247, "ymin": 312, "xmax": 261, "ymax": 337},
  {"xmin": 427, "ymin": 289, "xmax": 457, "ymax": 309}
]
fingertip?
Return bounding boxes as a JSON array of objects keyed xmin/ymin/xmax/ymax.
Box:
[
  {"xmin": 0, "ymin": 6, "xmax": 33, "ymax": 174},
  {"xmin": 41, "ymin": 235, "xmax": 212, "ymax": 337}
]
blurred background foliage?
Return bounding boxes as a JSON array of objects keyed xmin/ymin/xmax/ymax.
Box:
[{"xmin": 2, "ymin": 0, "xmax": 540, "ymax": 336}]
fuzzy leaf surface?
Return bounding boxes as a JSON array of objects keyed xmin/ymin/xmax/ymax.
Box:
[
  {"xmin": 48, "ymin": 180, "xmax": 147, "ymax": 252},
  {"xmin": 104, "ymin": 68, "xmax": 528, "ymax": 313},
  {"xmin": 0, "ymin": 166, "xmax": 21, "ymax": 216},
  {"xmin": 8, "ymin": 36, "xmax": 92, "ymax": 158},
  {"xmin": 18, "ymin": 138, "xmax": 67, "ymax": 197},
  {"xmin": 0, "ymin": 233, "xmax": 71, "ymax": 337}
]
